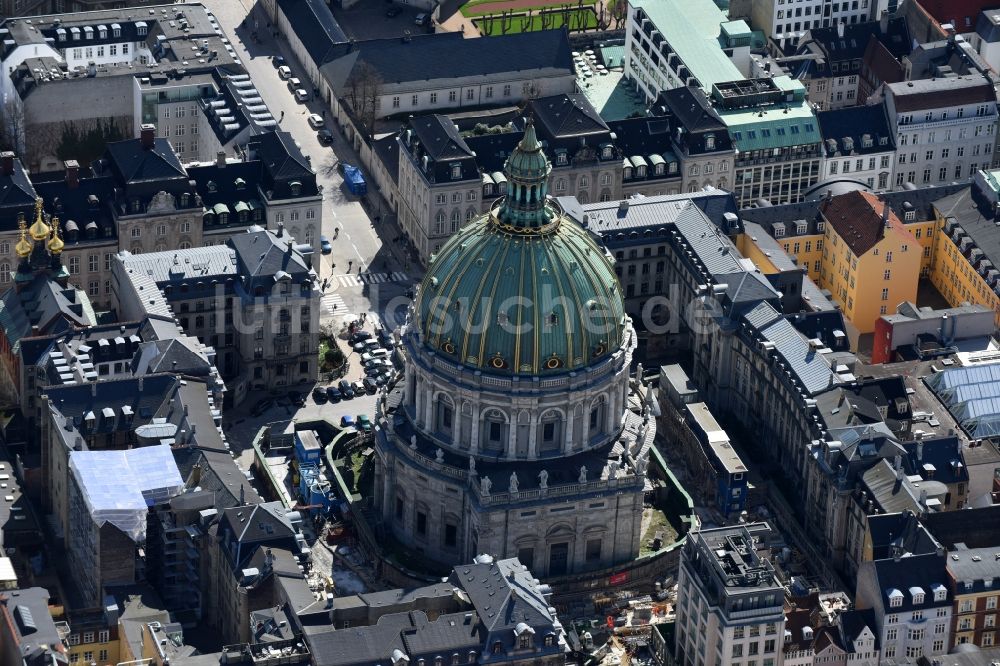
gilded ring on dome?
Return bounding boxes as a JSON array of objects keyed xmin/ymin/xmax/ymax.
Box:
[
  {"xmin": 442, "ymin": 341, "xmax": 455, "ymax": 354},
  {"xmin": 545, "ymin": 356, "xmax": 562, "ymax": 369},
  {"xmin": 491, "ymin": 356, "xmax": 507, "ymax": 369}
]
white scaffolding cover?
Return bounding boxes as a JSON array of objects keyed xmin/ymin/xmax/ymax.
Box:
[{"xmin": 69, "ymin": 444, "xmax": 184, "ymax": 543}]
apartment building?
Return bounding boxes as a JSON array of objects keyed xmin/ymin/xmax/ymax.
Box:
[
  {"xmin": 674, "ymin": 523, "xmax": 785, "ymax": 666},
  {"xmin": 930, "ymin": 169, "xmax": 1000, "ymax": 328},
  {"xmin": 817, "ymin": 190, "xmax": 921, "ymax": 335},
  {"xmin": 625, "ymin": 0, "xmax": 750, "ymax": 103},
  {"xmin": 795, "ymin": 16, "xmax": 911, "ymax": 109},
  {"xmin": 652, "ymin": 86, "xmax": 736, "ymax": 193},
  {"xmin": 817, "ymin": 104, "xmax": 896, "ymax": 190},
  {"xmin": 855, "ymin": 527, "xmax": 953, "ymax": 661},
  {"xmin": 739, "ymin": 0, "xmax": 889, "ymax": 48},
  {"xmin": 714, "ymin": 77, "xmax": 823, "ymax": 207},
  {"xmin": 883, "ymin": 75, "xmax": 998, "ymax": 189},
  {"xmin": 113, "ymin": 228, "xmax": 321, "ymax": 401},
  {"xmin": 0, "ymin": 5, "xmax": 257, "ymax": 171},
  {"xmin": 947, "ymin": 546, "xmax": 1000, "ymax": 648}
]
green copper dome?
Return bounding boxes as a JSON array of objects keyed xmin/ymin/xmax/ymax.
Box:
[{"xmin": 414, "ymin": 122, "xmax": 627, "ymax": 375}]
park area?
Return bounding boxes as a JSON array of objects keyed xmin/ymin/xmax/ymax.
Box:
[{"xmin": 461, "ymin": 0, "xmax": 602, "ymax": 35}]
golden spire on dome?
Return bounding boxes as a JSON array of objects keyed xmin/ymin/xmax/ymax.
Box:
[
  {"xmin": 47, "ymin": 216, "xmax": 64, "ymax": 255},
  {"xmin": 14, "ymin": 218, "xmax": 32, "ymax": 258},
  {"xmin": 28, "ymin": 198, "xmax": 50, "ymax": 242}
]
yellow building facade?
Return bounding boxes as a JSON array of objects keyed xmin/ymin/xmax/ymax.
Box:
[{"xmin": 816, "ymin": 191, "xmax": 921, "ymax": 335}]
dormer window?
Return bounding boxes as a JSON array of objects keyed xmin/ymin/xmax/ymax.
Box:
[
  {"xmin": 888, "ymin": 588, "xmax": 904, "ymax": 607},
  {"xmin": 492, "ymin": 642, "xmax": 502, "ymax": 655},
  {"xmin": 518, "ymin": 635, "xmax": 531, "ymax": 649},
  {"xmin": 98, "ymin": 25, "xmax": 107, "ymax": 39},
  {"xmin": 136, "ymin": 21, "xmax": 148, "ymax": 37},
  {"xmin": 654, "ymin": 163, "xmax": 664, "ymax": 176},
  {"xmin": 556, "ymin": 151, "xmax": 568, "ymax": 166},
  {"xmin": 483, "ymin": 183, "xmax": 492, "ymax": 196},
  {"xmin": 111, "ymin": 23, "xmax": 121, "ymax": 37},
  {"xmin": 290, "ymin": 181, "xmax": 302, "ymax": 196},
  {"xmin": 83, "ymin": 26, "xmax": 93, "ymax": 39},
  {"xmin": 130, "ymin": 199, "xmax": 141, "ymax": 213},
  {"xmin": 796, "ymin": 222, "xmax": 807, "ymax": 235},
  {"xmin": 180, "ymin": 193, "xmax": 190, "ymax": 207},
  {"xmin": 206, "ymin": 180, "xmax": 217, "ymax": 193},
  {"xmin": 636, "ymin": 166, "xmax": 646, "ymax": 178},
  {"xmin": 235, "ymin": 178, "xmax": 246, "ymax": 190},
  {"xmin": 623, "ymin": 166, "xmax": 632, "ymax": 180},
  {"xmin": 705, "ymin": 133, "xmax": 715, "ymax": 150},
  {"xmin": 932, "ymin": 584, "xmax": 947, "ymax": 602},
  {"xmin": 904, "ymin": 210, "xmax": 915, "ymax": 221},
  {"xmin": 71, "ymin": 27, "xmax": 81, "ymax": 40},
  {"xmin": 451, "ymin": 164, "xmax": 462, "ymax": 180},
  {"xmin": 219, "ymin": 212, "xmax": 228, "ymax": 225},
  {"xmin": 601, "ymin": 145, "xmax": 612, "ymax": 159},
  {"xmin": 669, "ymin": 161, "xmax": 678, "ymax": 174},
  {"xmin": 56, "ymin": 28, "xmax": 66, "ymax": 41},
  {"xmin": 544, "ymin": 636, "xmax": 554, "ymax": 647}
]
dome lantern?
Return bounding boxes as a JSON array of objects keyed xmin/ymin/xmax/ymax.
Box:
[
  {"xmin": 497, "ymin": 118, "xmax": 553, "ymax": 230},
  {"xmin": 47, "ymin": 217, "xmax": 64, "ymax": 255}
]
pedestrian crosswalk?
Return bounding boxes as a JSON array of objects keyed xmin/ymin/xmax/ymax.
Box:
[
  {"xmin": 330, "ymin": 271, "xmax": 409, "ymax": 287},
  {"xmin": 321, "ymin": 293, "xmax": 347, "ymax": 315}
]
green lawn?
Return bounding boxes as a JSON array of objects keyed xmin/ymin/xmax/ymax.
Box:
[
  {"xmin": 461, "ymin": 0, "xmax": 595, "ymax": 16},
  {"xmin": 473, "ymin": 8, "xmax": 597, "ymax": 34}
]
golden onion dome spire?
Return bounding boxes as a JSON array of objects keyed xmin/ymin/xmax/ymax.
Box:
[
  {"xmin": 15, "ymin": 218, "xmax": 32, "ymax": 258},
  {"xmin": 47, "ymin": 216, "xmax": 64, "ymax": 254},
  {"xmin": 28, "ymin": 197, "xmax": 50, "ymax": 241}
]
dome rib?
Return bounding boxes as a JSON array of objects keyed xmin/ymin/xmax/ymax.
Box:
[{"xmin": 474, "ymin": 231, "xmax": 513, "ymax": 367}]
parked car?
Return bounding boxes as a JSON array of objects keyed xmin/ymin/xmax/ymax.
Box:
[
  {"xmin": 352, "ymin": 380, "xmax": 366, "ymax": 395},
  {"xmin": 364, "ymin": 339, "xmax": 382, "ymax": 352},
  {"xmin": 350, "ymin": 331, "xmax": 373, "ymax": 344},
  {"xmin": 307, "ymin": 113, "xmax": 324, "ymax": 129},
  {"xmin": 362, "ymin": 377, "xmax": 378, "ymax": 394},
  {"xmin": 317, "ymin": 129, "xmax": 334, "ymax": 145},
  {"xmin": 340, "ymin": 415, "xmax": 356, "ymax": 429},
  {"xmin": 272, "ymin": 55, "xmax": 286, "ymax": 67},
  {"xmin": 360, "ymin": 351, "xmax": 375, "ymax": 364},
  {"xmin": 364, "ymin": 365, "xmax": 384, "ymax": 377},
  {"xmin": 294, "ymin": 89, "xmax": 310, "ymax": 103},
  {"xmin": 415, "ymin": 12, "xmax": 430, "ymax": 25},
  {"xmin": 357, "ymin": 414, "xmax": 372, "ymax": 433},
  {"xmin": 373, "ymin": 373, "xmax": 388, "ymax": 386},
  {"xmin": 277, "ymin": 65, "xmax": 291, "ymax": 79},
  {"xmin": 286, "ymin": 77, "xmax": 302, "ymax": 92},
  {"xmin": 288, "ymin": 390, "xmax": 305, "ymax": 407},
  {"xmin": 251, "ymin": 398, "xmax": 274, "ymax": 416},
  {"xmin": 385, "ymin": 6, "xmax": 401, "ymax": 16},
  {"xmin": 378, "ymin": 328, "xmax": 394, "ymax": 348},
  {"xmin": 312, "ymin": 387, "xmax": 328, "ymax": 403},
  {"xmin": 338, "ymin": 380, "xmax": 355, "ymax": 399},
  {"xmin": 325, "ymin": 386, "xmax": 342, "ymax": 402},
  {"xmin": 369, "ymin": 348, "xmax": 389, "ymax": 359},
  {"xmin": 320, "ymin": 236, "xmax": 332, "ymax": 254}
]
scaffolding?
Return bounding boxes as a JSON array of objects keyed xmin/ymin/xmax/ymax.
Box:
[{"xmin": 69, "ymin": 444, "xmax": 184, "ymax": 543}]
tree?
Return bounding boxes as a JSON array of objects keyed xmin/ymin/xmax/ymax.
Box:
[
  {"xmin": 344, "ymin": 61, "xmax": 383, "ymax": 137},
  {"xmin": 609, "ymin": 0, "xmax": 627, "ymax": 29},
  {"xmin": 0, "ymin": 95, "xmax": 25, "ymax": 155},
  {"xmin": 597, "ymin": 4, "xmax": 610, "ymax": 30}
]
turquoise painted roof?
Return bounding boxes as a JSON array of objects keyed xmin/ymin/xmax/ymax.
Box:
[
  {"xmin": 631, "ymin": 0, "xmax": 742, "ymax": 90},
  {"xmin": 416, "ymin": 213, "xmax": 626, "ymax": 374}
]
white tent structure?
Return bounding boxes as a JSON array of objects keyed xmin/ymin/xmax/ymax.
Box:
[{"xmin": 69, "ymin": 444, "xmax": 184, "ymax": 543}]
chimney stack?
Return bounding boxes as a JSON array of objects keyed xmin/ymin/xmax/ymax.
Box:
[
  {"xmin": 0, "ymin": 151, "xmax": 14, "ymax": 176},
  {"xmin": 879, "ymin": 10, "xmax": 889, "ymax": 35},
  {"xmin": 216, "ymin": 150, "xmax": 226, "ymax": 167},
  {"xmin": 64, "ymin": 159, "xmax": 80, "ymax": 189},
  {"xmin": 140, "ymin": 124, "xmax": 156, "ymax": 149},
  {"xmin": 882, "ymin": 202, "xmax": 891, "ymax": 227},
  {"xmin": 836, "ymin": 20, "xmax": 844, "ymax": 38}
]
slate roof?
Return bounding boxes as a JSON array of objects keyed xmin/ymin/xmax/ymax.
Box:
[
  {"xmin": 451, "ymin": 558, "xmax": 554, "ymax": 634},
  {"xmin": 219, "ymin": 502, "xmax": 298, "ymax": 569},
  {"xmin": 248, "ymin": 131, "xmax": 317, "ymax": 199},
  {"xmin": 658, "ymin": 86, "xmax": 726, "ymax": 133},
  {"xmin": 276, "ymin": 0, "xmax": 346, "ymax": 65},
  {"xmin": 819, "ymin": 190, "xmax": 915, "ymax": 256},
  {"xmin": 743, "ymin": 301, "xmax": 837, "ymax": 396},
  {"xmin": 839, "ymin": 607, "xmax": 882, "ymax": 649},
  {"xmin": 886, "ymin": 75, "xmax": 997, "ymax": 113},
  {"xmin": 716, "ymin": 270, "xmax": 781, "ymax": 318},
  {"xmin": 817, "ymin": 105, "xmax": 896, "ymax": 157},
  {"xmin": 462, "ymin": 132, "xmax": 522, "ymax": 175},
  {"xmin": 977, "ymin": 9, "xmax": 1000, "ymax": 43},
  {"xmin": 861, "ymin": 459, "xmax": 922, "ymax": 514},
  {"xmin": 531, "ymin": 93, "xmax": 608, "ymax": 138},
  {"xmin": 230, "ymin": 228, "xmax": 314, "ymax": 287},
  {"xmin": 869, "ymin": 551, "xmax": 951, "ymax": 613},
  {"xmin": 800, "ymin": 17, "xmax": 911, "ymax": 64},
  {"xmin": 0, "ymin": 155, "xmax": 37, "ymax": 212},
  {"xmin": 32, "ymin": 172, "xmax": 117, "ymax": 244},
  {"xmin": 130, "ymin": 338, "xmax": 213, "ymax": 377},
  {"xmin": 320, "ymin": 30, "xmax": 573, "ymax": 94},
  {"xmin": 866, "ymin": 511, "xmax": 940, "ymax": 560},
  {"xmin": 947, "ymin": 546, "xmax": 1000, "ymax": 593},
  {"xmin": 0, "ymin": 588, "xmax": 66, "ymax": 666},
  {"xmin": 104, "ymin": 137, "xmax": 187, "ymax": 186},
  {"xmin": 410, "ymin": 115, "xmax": 474, "ymax": 162},
  {"xmin": 0, "ymin": 274, "xmax": 96, "ymax": 354}
]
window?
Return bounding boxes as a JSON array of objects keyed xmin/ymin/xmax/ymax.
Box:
[
  {"xmin": 69, "ymin": 257, "xmax": 80, "ymax": 275},
  {"xmin": 466, "ymin": 89, "xmax": 474, "ymax": 100},
  {"xmin": 392, "ymin": 96, "xmax": 400, "ymax": 108},
  {"xmin": 416, "ymin": 511, "xmax": 427, "ymax": 535},
  {"xmin": 430, "ymin": 93, "xmax": 437, "ymax": 104},
  {"xmin": 884, "ymin": 270, "xmax": 891, "ymax": 280},
  {"xmin": 585, "ymin": 538, "xmax": 602, "ymax": 561},
  {"xmin": 83, "ymin": 653, "xmax": 93, "ymax": 663},
  {"xmin": 99, "ymin": 650, "xmax": 108, "ymax": 662},
  {"xmin": 448, "ymin": 90, "xmax": 457, "ymax": 103},
  {"xmin": 503, "ymin": 84, "xmax": 511, "ymax": 96},
  {"xmin": 485, "ymin": 86, "xmax": 493, "ymax": 98}
]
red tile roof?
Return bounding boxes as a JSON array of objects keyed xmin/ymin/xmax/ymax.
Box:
[
  {"xmin": 917, "ymin": 0, "xmax": 995, "ymax": 29},
  {"xmin": 819, "ymin": 190, "xmax": 916, "ymax": 256}
]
